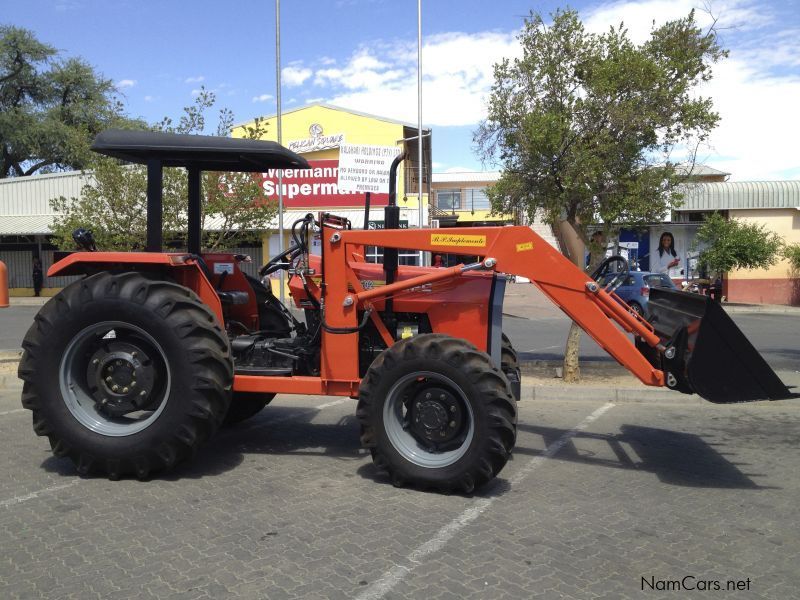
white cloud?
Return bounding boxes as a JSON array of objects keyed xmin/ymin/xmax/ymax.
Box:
[
  {"xmin": 117, "ymin": 79, "xmax": 136, "ymax": 89},
  {"xmin": 184, "ymin": 75, "xmax": 205, "ymax": 83},
  {"xmin": 191, "ymin": 88, "xmax": 203, "ymax": 97},
  {"xmin": 305, "ymin": 97, "xmax": 324, "ymax": 104},
  {"xmin": 252, "ymin": 93, "xmax": 274, "ymax": 103},
  {"xmin": 144, "ymin": 95, "xmax": 155, "ymax": 102},
  {"xmin": 304, "ymin": 1, "xmax": 798, "ymax": 179},
  {"xmin": 282, "ymin": 65, "xmax": 313, "ymax": 87},
  {"xmin": 316, "ymin": 32, "xmax": 519, "ymax": 126}
]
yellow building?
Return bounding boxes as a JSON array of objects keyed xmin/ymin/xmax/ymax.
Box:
[{"xmin": 233, "ymin": 103, "xmax": 431, "ymax": 266}]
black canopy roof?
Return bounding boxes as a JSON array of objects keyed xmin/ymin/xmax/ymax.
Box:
[{"xmin": 91, "ymin": 129, "xmax": 310, "ymax": 171}]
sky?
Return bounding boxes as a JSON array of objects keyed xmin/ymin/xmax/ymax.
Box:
[{"xmin": 4, "ymin": 0, "xmax": 800, "ymax": 180}]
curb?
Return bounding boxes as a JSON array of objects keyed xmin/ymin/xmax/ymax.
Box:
[{"xmin": 521, "ymin": 383, "xmax": 704, "ymax": 404}]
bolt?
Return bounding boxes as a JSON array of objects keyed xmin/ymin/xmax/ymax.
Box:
[
  {"xmin": 425, "ymin": 392, "xmax": 431, "ymax": 400},
  {"xmin": 343, "ymin": 296, "xmax": 354, "ymax": 307},
  {"xmin": 130, "ymin": 381, "xmax": 137, "ymax": 388},
  {"xmin": 440, "ymin": 431, "xmax": 447, "ymax": 437},
  {"xmin": 140, "ymin": 390, "xmax": 147, "ymax": 397},
  {"xmin": 449, "ymin": 421, "xmax": 456, "ymax": 428},
  {"xmin": 112, "ymin": 384, "xmax": 119, "ymax": 392},
  {"xmin": 450, "ymin": 405, "xmax": 456, "ymax": 413},
  {"xmin": 116, "ymin": 360, "xmax": 123, "ymax": 366},
  {"xmin": 105, "ymin": 376, "xmax": 113, "ymax": 384},
  {"xmin": 330, "ymin": 232, "xmax": 341, "ymax": 243},
  {"xmin": 586, "ymin": 281, "xmax": 599, "ymax": 293},
  {"xmin": 665, "ymin": 346, "xmax": 676, "ymax": 360},
  {"xmin": 92, "ymin": 358, "xmax": 100, "ymax": 365},
  {"xmin": 666, "ymin": 372, "xmax": 678, "ymax": 388},
  {"xmin": 483, "ymin": 257, "xmax": 497, "ymax": 268},
  {"xmin": 108, "ymin": 366, "xmax": 114, "ymax": 373},
  {"xmin": 122, "ymin": 387, "xmax": 129, "ymax": 394}
]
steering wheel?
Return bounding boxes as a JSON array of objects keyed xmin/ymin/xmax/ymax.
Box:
[
  {"xmin": 590, "ymin": 255, "xmax": 630, "ymax": 293},
  {"xmin": 258, "ymin": 243, "xmax": 304, "ymax": 277}
]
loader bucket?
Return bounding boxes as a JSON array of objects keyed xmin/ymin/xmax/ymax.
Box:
[{"xmin": 644, "ymin": 287, "xmax": 794, "ymax": 403}]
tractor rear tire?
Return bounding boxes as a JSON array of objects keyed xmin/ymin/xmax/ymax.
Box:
[
  {"xmin": 224, "ymin": 392, "xmax": 275, "ymax": 425},
  {"xmin": 357, "ymin": 334, "xmax": 517, "ymax": 493},
  {"xmin": 501, "ymin": 333, "xmax": 521, "ymax": 401},
  {"xmin": 18, "ymin": 272, "xmax": 232, "ymax": 479}
]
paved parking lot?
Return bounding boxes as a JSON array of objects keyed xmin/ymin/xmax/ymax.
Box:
[{"xmin": 1, "ymin": 384, "xmax": 799, "ymax": 599}]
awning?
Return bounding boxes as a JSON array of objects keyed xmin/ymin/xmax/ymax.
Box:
[{"xmin": 0, "ymin": 215, "xmax": 57, "ymax": 235}]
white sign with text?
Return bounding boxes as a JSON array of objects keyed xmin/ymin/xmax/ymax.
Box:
[{"xmin": 337, "ymin": 144, "xmax": 401, "ymax": 194}]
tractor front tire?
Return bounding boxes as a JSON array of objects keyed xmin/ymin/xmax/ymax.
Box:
[
  {"xmin": 224, "ymin": 392, "xmax": 275, "ymax": 425},
  {"xmin": 501, "ymin": 333, "xmax": 521, "ymax": 401},
  {"xmin": 18, "ymin": 272, "xmax": 232, "ymax": 479},
  {"xmin": 357, "ymin": 334, "xmax": 517, "ymax": 493}
]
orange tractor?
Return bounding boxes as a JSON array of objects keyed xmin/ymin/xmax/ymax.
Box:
[{"xmin": 17, "ymin": 130, "xmax": 794, "ymax": 492}]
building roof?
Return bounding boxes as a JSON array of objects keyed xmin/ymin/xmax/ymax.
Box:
[
  {"xmin": 235, "ymin": 102, "xmax": 431, "ymax": 132},
  {"xmin": 675, "ymin": 164, "xmax": 731, "ymax": 178},
  {"xmin": 677, "ymin": 181, "xmax": 800, "ymax": 211},
  {"xmin": 432, "ymin": 171, "xmax": 501, "ymax": 184}
]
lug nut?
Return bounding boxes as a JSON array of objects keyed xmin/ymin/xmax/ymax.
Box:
[
  {"xmin": 108, "ymin": 366, "xmax": 114, "ymax": 373},
  {"xmin": 450, "ymin": 405, "xmax": 456, "ymax": 413},
  {"xmin": 130, "ymin": 381, "xmax": 137, "ymax": 388},
  {"xmin": 439, "ymin": 394, "xmax": 446, "ymax": 400},
  {"xmin": 140, "ymin": 390, "xmax": 147, "ymax": 397},
  {"xmin": 112, "ymin": 384, "xmax": 119, "ymax": 392},
  {"xmin": 131, "ymin": 352, "xmax": 137, "ymax": 358},
  {"xmin": 105, "ymin": 376, "xmax": 112, "ymax": 384},
  {"xmin": 116, "ymin": 360, "xmax": 123, "ymax": 366},
  {"xmin": 425, "ymin": 393, "xmax": 431, "ymax": 399},
  {"xmin": 122, "ymin": 387, "xmax": 129, "ymax": 394},
  {"xmin": 449, "ymin": 421, "xmax": 456, "ymax": 428},
  {"xmin": 92, "ymin": 358, "xmax": 99, "ymax": 365}
]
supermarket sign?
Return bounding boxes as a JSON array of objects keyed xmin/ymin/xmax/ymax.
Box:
[{"xmin": 259, "ymin": 159, "xmax": 389, "ymax": 208}]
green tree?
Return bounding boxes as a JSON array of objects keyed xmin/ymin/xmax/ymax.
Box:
[
  {"xmin": 783, "ymin": 243, "xmax": 800, "ymax": 274},
  {"xmin": 50, "ymin": 88, "xmax": 276, "ymax": 251},
  {"xmin": 695, "ymin": 213, "xmax": 784, "ymax": 277},
  {"xmin": 476, "ymin": 9, "xmax": 726, "ymax": 380},
  {"xmin": 0, "ymin": 25, "xmax": 137, "ymax": 178}
]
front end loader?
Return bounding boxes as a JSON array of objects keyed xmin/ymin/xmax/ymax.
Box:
[{"xmin": 17, "ymin": 130, "xmax": 795, "ymax": 493}]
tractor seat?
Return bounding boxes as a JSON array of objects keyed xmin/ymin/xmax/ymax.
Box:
[{"xmin": 217, "ymin": 291, "xmax": 250, "ymax": 305}]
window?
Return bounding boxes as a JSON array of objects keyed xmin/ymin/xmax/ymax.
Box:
[
  {"xmin": 466, "ymin": 187, "xmax": 491, "ymax": 211},
  {"xmin": 436, "ymin": 189, "xmax": 461, "ymax": 211},
  {"xmin": 365, "ymin": 246, "xmax": 420, "ymax": 266}
]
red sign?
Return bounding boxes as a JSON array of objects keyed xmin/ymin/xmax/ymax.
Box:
[{"xmin": 260, "ymin": 159, "xmax": 389, "ymax": 208}]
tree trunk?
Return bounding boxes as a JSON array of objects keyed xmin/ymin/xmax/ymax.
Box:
[{"xmin": 555, "ymin": 219, "xmax": 587, "ymax": 383}]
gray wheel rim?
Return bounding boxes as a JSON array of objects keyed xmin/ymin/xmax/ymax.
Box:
[
  {"xmin": 59, "ymin": 321, "xmax": 171, "ymax": 437},
  {"xmin": 383, "ymin": 371, "xmax": 474, "ymax": 468}
]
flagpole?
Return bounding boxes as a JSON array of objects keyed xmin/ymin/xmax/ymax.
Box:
[
  {"xmin": 276, "ymin": 0, "xmax": 285, "ymax": 303},
  {"xmin": 417, "ymin": 0, "xmax": 424, "ymax": 265}
]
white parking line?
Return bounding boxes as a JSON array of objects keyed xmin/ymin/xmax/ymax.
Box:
[
  {"xmin": 355, "ymin": 402, "xmax": 616, "ymax": 600},
  {"xmin": 0, "ymin": 481, "xmax": 78, "ymax": 509}
]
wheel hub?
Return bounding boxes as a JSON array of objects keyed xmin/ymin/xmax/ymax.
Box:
[
  {"xmin": 86, "ymin": 341, "xmax": 156, "ymax": 416},
  {"xmin": 409, "ymin": 386, "xmax": 464, "ymax": 447}
]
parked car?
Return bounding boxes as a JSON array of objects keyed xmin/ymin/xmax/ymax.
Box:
[{"xmin": 599, "ymin": 271, "xmax": 676, "ymax": 317}]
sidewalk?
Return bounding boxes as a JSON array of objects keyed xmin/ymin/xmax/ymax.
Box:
[{"xmin": 504, "ymin": 281, "xmax": 800, "ymax": 317}]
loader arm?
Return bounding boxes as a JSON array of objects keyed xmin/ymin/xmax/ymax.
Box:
[
  {"xmin": 342, "ymin": 226, "xmax": 664, "ymax": 387},
  {"xmin": 340, "ymin": 225, "xmax": 795, "ymax": 402}
]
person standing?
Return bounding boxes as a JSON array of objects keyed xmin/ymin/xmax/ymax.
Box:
[
  {"xmin": 653, "ymin": 231, "xmax": 680, "ymax": 276},
  {"xmin": 32, "ymin": 257, "xmax": 44, "ymax": 297}
]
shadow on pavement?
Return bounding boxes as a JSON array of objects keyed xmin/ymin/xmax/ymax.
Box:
[{"xmin": 515, "ymin": 422, "xmax": 775, "ymax": 490}]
